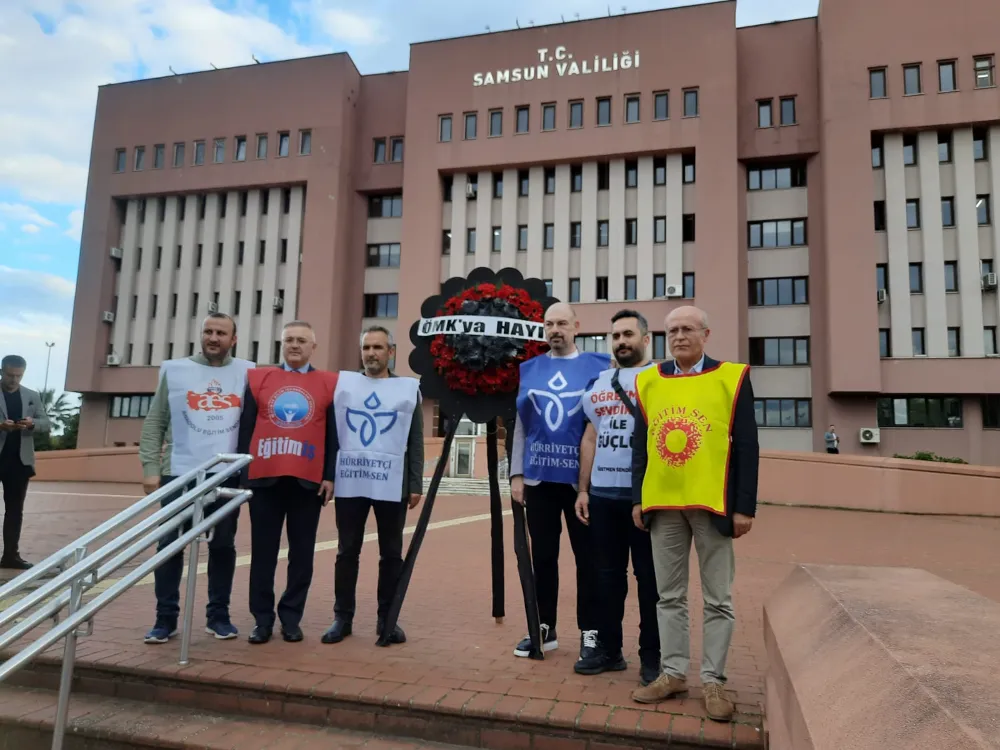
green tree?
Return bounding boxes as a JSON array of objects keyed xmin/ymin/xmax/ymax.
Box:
[
  {"xmin": 58, "ymin": 411, "xmax": 80, "ymax": 450},
  {"xmin": 37, "ymin": 389, "xmax": 75, "ymax": 432}
]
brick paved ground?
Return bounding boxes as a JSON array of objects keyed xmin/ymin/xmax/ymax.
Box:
[{"xmin": 4, "ymin": 481, "xmax": 1000, "ymax": 747}]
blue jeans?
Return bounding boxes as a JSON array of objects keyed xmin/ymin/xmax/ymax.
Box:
[{"xmin": 152, "ymin": 475, "xmax": 240, "ymax": 625}]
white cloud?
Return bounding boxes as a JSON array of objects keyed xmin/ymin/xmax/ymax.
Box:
[
  {"xmin": 64, "ymin": 208, "xmax": 83, "ymax": 241},
  {"xmin": 21, "ymin": 223, "xmax": 40, "ymax": 234},
  {"xmin": 0, "ymin": 202, "xmax": 56, "ymax": 227},
  {"xmin": 310, "ymin": 7, "xmax": 384, "ymax": 45}
]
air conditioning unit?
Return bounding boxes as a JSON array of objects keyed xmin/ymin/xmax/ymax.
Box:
[
  {"xmin": 982, "ymin": 272, "xmax": 998, "ymax": 291},
  {"xmin": 465, "ymin": 183, "xmax": 477, "ymax": 199},
  {"xmin": 101, "ymin": 311, "xmax": 116, "ymax": 323},
  {"xmin": 106, "ymin": 353, "xmax": 122, "ymax": 366},
  {"xmin": 665, "ymin": 284, "xmax": 683, "ymax": 298},
  {"xmin": 207, "ymin": 302, "xmax": 219, "ymax": 313},
  {"xmin": 876, "ymin": 289, "xmax": 887, "ymax": 304},
  {"xmin": 272, "ymin": 297, "xmax": 284, "ymax": 312},
  {"xmin": 109, "ymin": 247, "xmax": 123, "ymax": 260},
  {"xmin": 859, "ymin": 427, "xmax": 880, "ymax": 445}
]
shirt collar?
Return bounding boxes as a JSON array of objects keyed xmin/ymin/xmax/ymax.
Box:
[
  {"xmin": 672, "ymin": 354, "xmax": 705, "ymax": 374},
  {"xmin": 282, "ymin": 363, "xmax": 310, "ymax": 374}
]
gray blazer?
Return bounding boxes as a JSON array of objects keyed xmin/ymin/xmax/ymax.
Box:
[{"xmin": 0, "ymin": 387, "xmax": 51, "ymax": 469}]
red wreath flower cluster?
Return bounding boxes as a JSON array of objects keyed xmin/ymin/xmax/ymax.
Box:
[{"xmin": 429, "ymin": 283, "xmax": 548, "ymax": 395}]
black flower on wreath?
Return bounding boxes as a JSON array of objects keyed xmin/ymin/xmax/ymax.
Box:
[{"xmin": 408, "ymin": 267, "xmax": 558, "ymax": 424}]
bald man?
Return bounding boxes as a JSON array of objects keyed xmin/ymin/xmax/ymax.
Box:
[
  {"xmin": 509, "ymin": 302, "xmax": 612, "ymax": 670},
  {"xmin": 629, "ymin": 306, "xmax": 759, "ymax": 722}
]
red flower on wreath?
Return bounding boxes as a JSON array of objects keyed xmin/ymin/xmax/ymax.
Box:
[{"xmin": 429, "ymin": 283, "xmax": 548, "ymax": 396}]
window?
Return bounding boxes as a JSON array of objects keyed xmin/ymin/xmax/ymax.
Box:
[
  {"xmin": 373, "ymin": 138, "xmax": 386, "ymax": 163},
  {"xmin": 571, "ymin": 165, "xmax": 583, "ymax": 192},
  {"xmin": 155, "ymin": 246, "xmax": 162, "ymax": 269},
  {"xmin": 973, "ymin": 128, "xmax": 988, "ymax": 161},
  {"xmin": 909, "ymin": 262, "xmax": 923, "ymax": 293},
  {"xmin": 941, "ymin": 197, "xmax": 955, "ymax": 227},
  {"xmin": 654, "ymin": 216, "xmax": 666, "ymax": 244},
  {"xmin": 683, "ymin": 273, "xmax": 695, "ymax": 298},
  {"xmin": 466, "ymin": 228, "xmax": 476, "ymax": 254},
  {"xmin": 194, "ymin": 140, "xmax": 206, "ymax": 165},
  {"xmin": 282, "ymin": 188, "xmax": 291, "ymax": 213},
  {"xmin": 569, "ymin": 278, "xmax": 581, "ymax": 303},
  {"xmin": 114, "ymin": 148, "xmax": 126, "ymax": 172},
  {"xmin": 597, "ymin": 97, "xmax": 611, "ymax": 126},
  {"xmin": 569, "ymin": 100, "xmax": 584, "ymax": 128},
  {"xmin": 280, "ymin": 239, "xmax": 288, "ymax": 263},
  {"xmin": 172, "ymin": 143, "xmax": 185, "ymax": 167},
  {"xmin": 682, "ymin": 154, "xmax": 695, "ymax": 183},
  {"xmin": 363, "ymin": 293, "xmax": 398, "ymax": 318},
  {"xmin": 984, "ymin": 396, "xmax": 1000, "ymax": 428},
  {"xmin": 912, "ymin": 328, "xmax": 926, "ymax": 355},
  {"xmin": 441, "ymin": 230, "xmax": 451, "ymax": 255},
  {"xmin": 938, "ymin": 131, "xmax": 952, "ymax": 163},
  {"xmin": 577, "ymin": 335, "xmax": 608, "ymax": 354},
  {"xmin": 652, "ymin": 333, "xmax": 666, "ymax": 360},
  {"xmin": 754, "ymin": 399, "xmax": 812, "ymax": 428},
  {"xmin": 134, "ymin": 146, "xmax": 145, "ymax": 171},
  {"xmin": 518, "ymin": 225, "xmax": 528, "ymax": 251},
  {"xmin": 570, "ymin": 222, "xmax": 582, "ymax": 248},
  {"xmin": 213, "ymin": 138, "xmax": 225, "ymax": 163},
  {"xmin": 985, "ymin": 327, "xmax": 998, "ymax": 356},
  {"xmin": 625, "ymin": 276, "xmax": 637, "ymax": 300},
  {"xmin": 872, "ymin": 134, "xmax": 884, "ymax": 168},
  {"xmin": 153, "ymin": 144, "xmax": 164, "ymax": 169},
  {"xmin": 441, "ymin": 175, "xmax": 453, "ymax": 202},
  {"xmin": 256, "ymin": 134, "xmax": 268, "ymax": 159},
  {"xmin": 749, "ymin": 337, "xmax": 810, "ymax": 366},
  {"xmin": 625, "ymin": 160, "xmax": 638, "ymax": 188},
  {"xmin": 974, "ymin": 55, "xmax": 996, "ymax": 88},
  {"xmin": 150, "ymin": 294, "xmax": 158, "ymax": 318},
  {"xmin": 874, "ymin": 200, "xmax": 887, "ymax": 231},
  {"xmin": 903, "ymin": 134, "xmax": 917, "ymax": 165},
  {"xmin": 299, "ymin": 130, "xmax": 312, "ymax": 155},
  {"xmin": 757, "ymin": 99, "xmax": 772, "ymax": 128},
  {"xmin": 366, "ymin": 243, "xmax": 401, "ymax": 268},
  {"xmin": 464, "ymin": 113, "xmax": 477, "ymax": 140},
  {"xmin": 876, "ymin": 264, "xmax": 888, "ymax": 291},
  {"xmin": 278, "ymin": 132, "xmax": 290, "ymax": 157},
  {"xmin": 390, "ymin": 137, "xmax": 403, "ymax": 162},
  {"xmin": 492, "ymin": 227, "xmax": 501, "ymax": 252},
  {"xmin": 938, "ymin": 60, "xmax": 957, "ymax": 92},
  {"xmin": 543, "ymin": 280, "xmax": 553, "ymax": 296},
  {"xmin": 654, "ymin": 91, "xmax": 668, "ymax": 120},
  {"xmin": 869, "ymin": 67, "xmax": 887, "ymax": 98},
  {"xmin": 747, "ymin": 162, "xmax": 807, "ymax": 190},
  {"xmin": 683, "ymin": 88, "xmax": 699, "ymax": 117},
  {"xmin": 654, "ymin": 275, "xmax": 666, "ymax": 298},
  {"xmin": 625, "ymin": 94, "xmax": 640, "ymax": 123},
  {"xmin": 110, "ymin": 395, "xmax": 154, "ymax": 419},
  {"xmin": 654, "ymin": 157, "xmax": 666, "ymax": 185},
  {"xmin": 596, "ymin": 277, "xmax": 609, "ymax": 301},
  {"xmin": 439, "ymin": 115, "xmax": 452, "ymax": 142},
  {"xmin": 542, "ymin": 103, "xmax": 556, "ymax": 131},
  {"xmin": 545, "ymin": 167, "xmax": 556, "ymax": 194},
  {"xmin": 543, "ymin": 224, "xmax": 554, "ymax": 250},
  {"xmin": 492, "ymin": 172, "xmax": 503, "ymax": 198},
  {"xmin": 748, "ymin": 277, "xmax": 809, "ymax": 306},
  {"xmin": 516, "ymin": 106, "xmax": 530, "ymax": 133},
  {"xmin": 489, "ymin": 109, "xmax": 503, "ymax": 137},
  {"xmin": 234, "ymin": 136, "xmax": 246, "ymax": 162},
  {"xmin": 879, "ymin": 329, "xmax": 891, "ymax": 358},
  {"xmin": 682, "ymin": 214, "xmax": 696, "ymax": 242},
  {"xmin": 945, "ymin": 326, "xmax": 964, "ymax": 357},
  {"xmin": 597, "ymin": 162, "xmax": 610, "ymax": 190},
  {"xmin": 978, "ymin": 195, "xmax": 992, "ymax": 225},
  {"xmin": 944, "ymin": 261, "xmax": 958, "ymax": 291},
  {"xmin": 368, "ymin": 194, "xmax": 402, "ymax": 218},
  {"xmin": 625, "ymin": 219, "xmax": 638, "ymax": 245},
  {"xmin": 906, "ymin": 199, "xmax": 920, "ymax": 229},
  {"xmin": 877, "ymin": 397, "xmax": 962, "ymax": 428},
  {"xmin": 597, "ymin": 220, "xmax": 609, "ymax": 247},
  {"xmin": 982, "ymin": 259, "xmax": 995, "ymax": 277},
  {"xmin": 780, "ymin": 97, "xmax": 796, "ymax": 125},
  {"xmin": 518, "ymin": 169, "xmax": 530, "ymax": 196},
  {"xmin": 903, "ymin": 64, "xmax": 922, "ymax": 95},
  {"xmin": 747, "ymin": 219, "xmax": 807, "ymax": 248}
]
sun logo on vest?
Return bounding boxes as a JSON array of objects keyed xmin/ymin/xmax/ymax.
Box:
[
  {"xmin": 527, "ymin": 371, "xmax": 586, "ymax": 432},
  {"xmin": 346, "ymin": 392, "xmax": 399, "ymax": 447},
  {"xmin": 652, "ymin": 414, "xmax": 704, "ymax": 468},
  {"xmin": 268, "ymin": 386, "xmax": 315, "ymax": 429},
  {"xmin": 186, "ymin": 379, "xmax": 241, "ymax": 411}
]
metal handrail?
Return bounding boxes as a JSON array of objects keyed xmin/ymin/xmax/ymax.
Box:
[{"xmin": 0, "ymin": 453, "xmax": 253, "ymax": 750}]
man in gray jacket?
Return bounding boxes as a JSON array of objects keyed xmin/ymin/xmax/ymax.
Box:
[{"xmin": 0, "ymin": 354, "xmax": 51, "ymax": 569}]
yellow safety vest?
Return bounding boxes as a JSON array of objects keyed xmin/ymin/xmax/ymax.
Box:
[{"xmin": 635, "ymin": 362, "xmax": 749, "ymax": 515}]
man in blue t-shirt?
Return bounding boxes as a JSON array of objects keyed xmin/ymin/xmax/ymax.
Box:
[{"xmin": 510, "ymin": 302, "xmax": 611, "ymax": 669}]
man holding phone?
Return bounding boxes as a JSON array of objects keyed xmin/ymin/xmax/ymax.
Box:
[{"xmin": 0, "ymin": 354, "xmax": 50, "ymax": 570}]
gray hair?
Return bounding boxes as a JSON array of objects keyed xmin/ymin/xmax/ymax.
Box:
[{"xmin": 360, "ymin": 325, "xmax": 395, "ymax": 348}]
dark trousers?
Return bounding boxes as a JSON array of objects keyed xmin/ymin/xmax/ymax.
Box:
[
  {"xmin": 333, "ymin": 497, "xmax": 408, "ymax": 621},
  {"xmin": 248, "ymin": 477, "xmax": 323, "ymax": 630},
  {"xmin": 525, "ymin": 481, "xmax": 599, "ymax": 633},
  {"xmin": 589, "ymin": 494, "xmax": 660, "ymax": 665},
  {"xmin": 153, "ymin": 474, "xmax": 239, "ymax": 626},
  {"xmin": 0, "ymin": 467, "xmax": 30, "ymax": 558},
  {"xmin": 826, "ymin": 448, "xmax": 839, "ymax": 454}
]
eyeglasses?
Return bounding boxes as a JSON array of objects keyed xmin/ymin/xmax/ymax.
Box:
[{"xmin": 667, "ymin": 326, "xmax": 705, "ymax": 338}]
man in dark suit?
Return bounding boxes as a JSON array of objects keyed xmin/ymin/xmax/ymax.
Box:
[
  {"xmin": 0, "ymin": 354, "xmax": 50, "ymax": 569},
  {"xmin": 628, "ymin": 306, "xmax": 758, "ymax": 723},
  {"xmin": 237, "ymin": 321, "xmax": 338, "ymax": 644}
]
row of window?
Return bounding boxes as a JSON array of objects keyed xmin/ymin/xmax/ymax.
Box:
[
  {"xmin": 874, "ymin": 195, "xmax": 992, "ymax": 231},
  {"xmin": 875, "ymin": 259, "xmax": 996, "ymax": 296},
  {"xmin": 748, "ymin": 219, "xmax": 807, "ymax": 249},
  {"xmin": 114, "ymin": 131, "xmax": 312, "ymax": 173},
  {"xmin": 438, "ymin": 89, "xmax": 701, "ymax": 143},
  {"xmin": 749, "ymin": 337, "xmax": 810, "ymax": 367},
  {"xmin": 871, "ymin": 129, "xmax": 991, "ymax": 168},
  {"xmin": 123, "ymin": 238, "xmax": 291, "ymax": 272},
  {"xmin": 880, "ymin": 395, "xmax": 1000, "ymax": 429},
  {"xmin": 130, "ymin": 189, "xmax": 296, "ymax": 225},
  {"xmin": 756, "ymin": 97, "xmax": 798, "ymax": 129},
  {"xmin": 121, "ymin": 287, "xmax": 285, "ymax": 321},
  {"xmin": 373, "ymin": 137, "xmax": 404, "ymax": 164},
  {"xmin": 755, "ymin": 398, "xmax": 812, "ymax": 429},
  {"xmin": 869, "ymin": 56, "xmax": 996, "ymax": 99},
  {"xmin": 747, "ymin": 162, "xmax": 807, "ymax": 191},
  {"xmin": 878, "ymin": 326, "xmax": 998, "ymax": 358},
  {"xmin": 749, "ymin": 276, "xmax": 809, "ymax": 307}
]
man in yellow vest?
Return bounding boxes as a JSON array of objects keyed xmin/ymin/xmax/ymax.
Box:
[{"xmin": 629, "ymin": 306, "xmax": 759, "ymax": 723}]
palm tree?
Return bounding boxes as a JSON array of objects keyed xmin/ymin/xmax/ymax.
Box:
[{"xmin": 38, "ymin": 389, "xmax": 75, "ymax": 432}]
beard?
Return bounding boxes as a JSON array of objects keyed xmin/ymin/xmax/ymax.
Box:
[{"xmin": 615, "ymin": 347, "xmax": 642, "ymax": 367}]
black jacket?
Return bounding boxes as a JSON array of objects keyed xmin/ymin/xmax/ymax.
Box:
[
  {"xmin": 631, "ymin": 356, "xmax": 759, "ymax": 538},
  {"xmin": 236, "ymin": 364, "xmax": 338, "ymax": 491}
]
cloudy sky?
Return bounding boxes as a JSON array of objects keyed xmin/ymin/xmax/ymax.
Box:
[{"xmin": 0, "ymin": 0, "xmax": 818, "ymax": 397}]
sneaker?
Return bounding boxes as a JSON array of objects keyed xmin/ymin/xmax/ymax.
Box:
[
  {"xmin": 513, "ymin": 623, "xmax": 558, "ymax": 657},
  {"xmin": 205, "ymin": 620, "xmax": 239, "ymax": 640},
  {"xmin": 631, "ymin": 673, "xmax": 688, "ymax": 704},
  {"xmin": 702, "ymin": 682, "xmax": 735, "ymax": 722},
  {"xmin": 574, "ymin": 637, "xmax": 628, "ymax": 675},
  {"xmin": 144, "ymin": 622, "xmax": 178, "ymax": 644},
  {"xmin": 639, "ymin": 661, "xmax": 660, "ymax": 687}
]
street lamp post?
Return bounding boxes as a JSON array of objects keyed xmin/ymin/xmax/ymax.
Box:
[{"xmin": 43, "ymin": 342, "xmax": 55, "ymax": 396}]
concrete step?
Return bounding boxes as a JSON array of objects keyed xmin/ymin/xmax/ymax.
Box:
[
  {"xmin": 0, "ymin": 684, "xmax": 474, "ymax": 750},
  {"xmin": 421, "ymin": 478, "xmax": 509, "ymax": 497}
]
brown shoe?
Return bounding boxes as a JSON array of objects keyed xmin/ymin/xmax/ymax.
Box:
[
  {"xmin": 631, "ymin": 673, "xmax": 687, "ymax": 704},
  {"xmin": 702, "ymin": 682, "xmax": 734, "ymax": 721}
]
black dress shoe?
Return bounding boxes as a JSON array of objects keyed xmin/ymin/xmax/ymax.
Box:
[
  {"xmin": 321, "ymin": 618, "xmax": 352, "ymax": 644},
  {"xmin": 248, "ymin": 625, "xmax": 272, "ymax": 644},
  {"xmin": 0, "ymin": 555, "xmax": 32, "ymax": 570},
  {"xmin": 376, "ymin": 618, "xmax": 406, "ymax": 644},
  {"xmin": 281, "ymin": 625, "xmax": 304, "ymax": 642}
]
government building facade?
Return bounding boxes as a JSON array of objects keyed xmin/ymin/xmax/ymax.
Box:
[{"xmin": 66, "ymin": 0, "xmax": 1000, "ymax": 464}]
